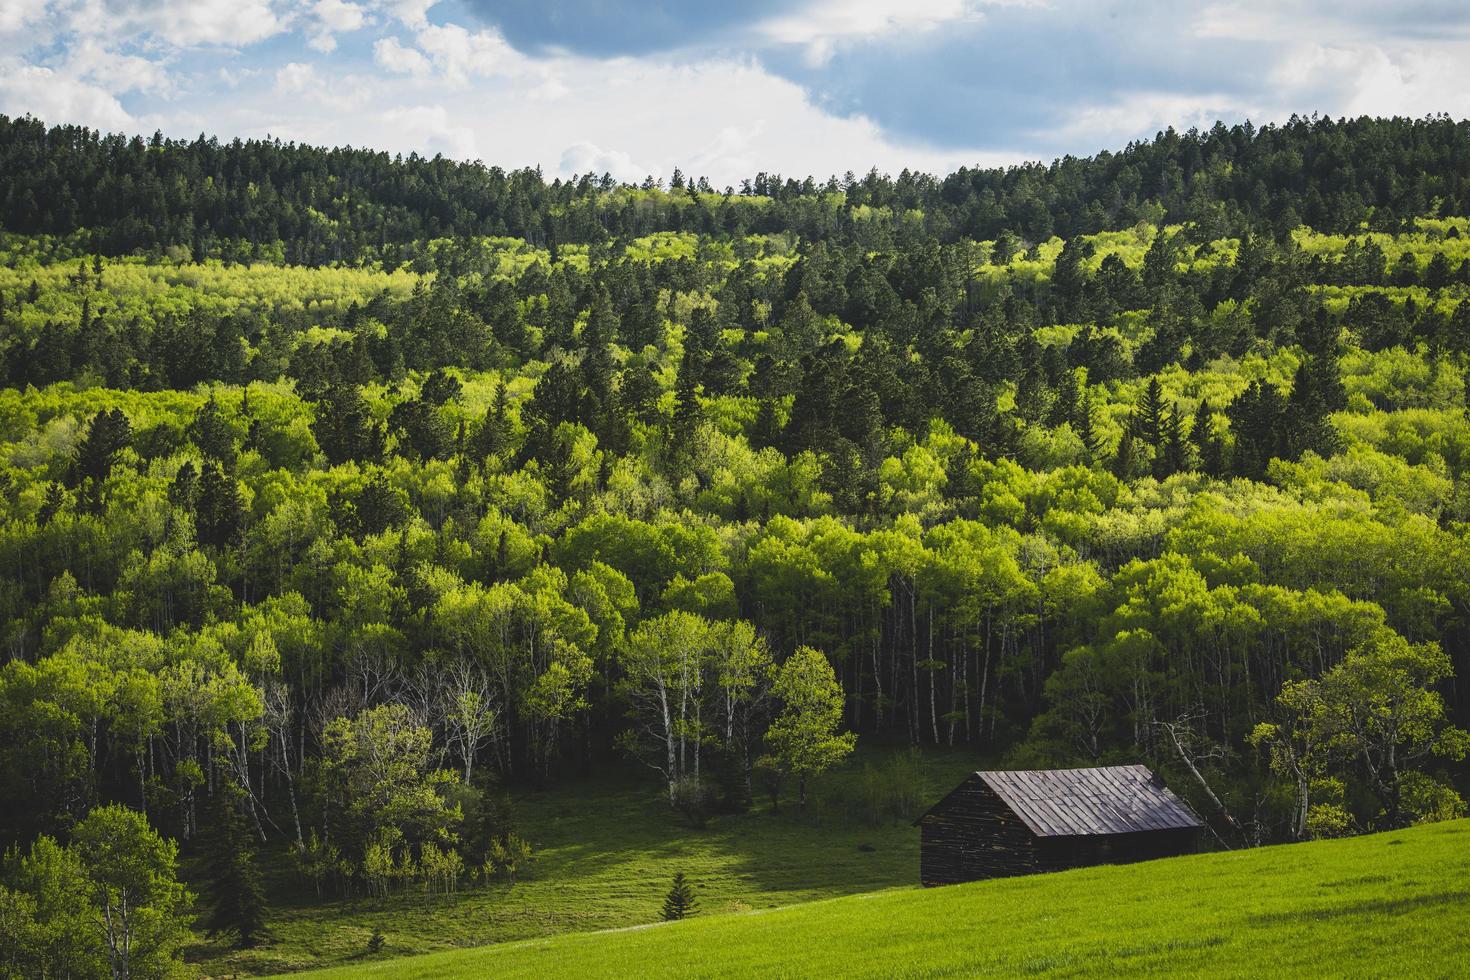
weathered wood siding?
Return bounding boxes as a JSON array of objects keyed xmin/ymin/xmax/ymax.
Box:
[
  {"xmin": 918, "ymin": 775, "xmax": 1038, "ymax": 885},
  {"xmin": 918, "ymin": 774, "xmax": 1202, "ymax": 886},
  {"xmin": 1035, "ymin": 827, "xmax": 1199, "ymax": 871}
]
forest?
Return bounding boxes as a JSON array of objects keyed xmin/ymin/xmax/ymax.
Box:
[{"xmin": 0, "ymin": 112, "xmax": 1469, "ymax": 976}]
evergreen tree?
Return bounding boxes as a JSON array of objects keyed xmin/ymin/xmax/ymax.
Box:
[
  {"xmin": 1075, "ymin": 388, "xmax": 1104, "ymax": 460},
  {"xmin": 189, "ymin": 396, "xmax": 236, "ymax": 464},
  {"xmin": 661, "ymin": 872, "xmax": 698, "ymax": 921},
  {"xmin": 313, "ymin": 383, "xmax": 384, "ymax": 465},
  {"xmin": 419, "ymin": 367, "xmax": 462, "ymax": 406},
  {"xmin": 472, "ymin": 379, "xmax": 513, "ymax": 463},
  {"xmin": 75, "ymin": 408, "xmax": 131, "ymax": 486},
  {"xmin": 1048, "ymin": 367, "xmax": 1081, "ymax": 429},
  {"xmin": 1132, "ymin": 378, "xmax": 1166, "ymax": 449},
  {"xmin": 201, "ymin": 788, "xmax": 269, "ymax": 948},
  {"xmin": 195, "ymin": 462, "xmax": 244, "ymax": 548}
]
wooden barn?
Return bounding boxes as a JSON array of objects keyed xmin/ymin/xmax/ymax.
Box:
[{"xmin": 915, "ymin": 765, "xmax": 1203, "ymax": 886}]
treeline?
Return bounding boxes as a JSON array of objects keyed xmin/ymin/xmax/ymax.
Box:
[{"xmin": 3, "ymin": 113, "xmax": 1469, "ymax": 263}]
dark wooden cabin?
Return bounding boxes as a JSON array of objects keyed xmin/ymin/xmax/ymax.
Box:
[{"xmin": 915, "ymin": 765, "xmax": 1203, "ymax": 886}]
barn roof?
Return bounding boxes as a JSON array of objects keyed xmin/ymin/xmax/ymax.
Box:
[{"xmin": 919, "ymin": 765, "xmax": 1204, "ymax": 837}]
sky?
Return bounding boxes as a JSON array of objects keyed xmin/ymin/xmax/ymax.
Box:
[{"xmin": 1, "ymin": 0, "xmax": 1469, "ymax": 186}]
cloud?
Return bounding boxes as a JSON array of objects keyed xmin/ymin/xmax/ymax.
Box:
[
  {"xmin": 559, "ymin": 140, "xmax": 645, "ymax": 180},
  {"xmin": 412, "ymin": 21, "xmax": 565, "ymax": 97},
  {"xmin": 0, "ymin": 0, "xmax": 49, "ymax": 35},
  {"xmin": 757, "ymin": 0, "xmax": 987, "ymax": 66},
  {"xmin": 273, "ymin": 61, "xmax": 368, "ymax": 111},
  {"xmin": 306, "ymin": 0, "xmax": 368, "ymax": 53},
  {"xmin": 93, "ymin": 0, "xmax": 285, "ymax": 47},
  {"xmin": 0, "ymin": 60, "xmax": 135, "ymax": 130},
  {"xmin": 381, "ymin": 104, "xmax": 479, "ymax": 159},
  {"xmin": 65, "ymin": 39, "xmax": 172, "ymax": 96},
  {"xmin": 374, "ymin": 36, "xmax": 432, "ymax": 76}
]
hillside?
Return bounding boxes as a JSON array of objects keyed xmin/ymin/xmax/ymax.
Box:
[
  {"xmin": 2, "ymin": 113, "xmax": 1470, "ymax": 979},
  {"xmin": 295, "ymin": 819, "xmax": 1470, "ymax": 979},
  {"xmin": 185, "ymin": 749, "xmax": 982, "ymax": 976}
]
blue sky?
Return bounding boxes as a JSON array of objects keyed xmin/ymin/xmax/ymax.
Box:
[{"xmin": 1, "ymin": 0, "xmax": 1468, "ymax": 185}]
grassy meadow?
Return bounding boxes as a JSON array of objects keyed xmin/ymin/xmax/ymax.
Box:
[
  {"xmin": 191, "ymin": 747, "xmax": 987, "ymax": 976},
  {"xmin": 291, "ymin": 817, "xmax": 1470, "ymax": 979}
]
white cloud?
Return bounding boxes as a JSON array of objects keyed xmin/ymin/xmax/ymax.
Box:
[
  {"xmin": 759, "ymin": 0, "xmax": 994, "ymax": 66},
  {"xmin": 374, "ymin": 36, "xmax": 432, "ymax": 77},
  {"xmin": 559, "ymin": 140, "xmax": 646, "ymax": 181},
  {"xmin": 66, "ymin": 39, "xmax": 172, "ymax": 96},
  {"xmin": 0, "ymin": 0, "xmax": 49, "ymax": 35},
  {"xmin": 414, "ymin": 23, "xmax": 537, "ymax": 86},
  {"xmin": 382, "ymin": 0, "xmax": 437, "ymax": 30},
  {"xmin": 93, "ymin": 0, "xmax": 285, "ymax": 47},
  {"xmin": 307, "ymin": 0, "xmax": 367, "ymax": 54},
  {"xmin": 381, "ymin": 104, "xmax": 478, "ymax": 159},
  {"xmin": 0, "ymin": 60, "xmax": 135, "ymax": 130},
  {"xmin": 273, "ymin": 61, "xmax": 368, "ymax": 111}
]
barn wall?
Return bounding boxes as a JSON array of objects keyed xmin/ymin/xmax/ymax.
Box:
[
  {"xmin": 1036, "ymin": 828, "xmax": 1199, "ymax": 871},
  {"xmin": 918, "ymin": 777, "xmax": 1038, "ymax": 886}
]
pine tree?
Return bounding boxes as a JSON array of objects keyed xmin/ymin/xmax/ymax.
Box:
[
  {"xmin": 1132, "ymin": 377, "xmax": 1166, "ymax": 449},
  {"xmin": 201, "ymin": 788, "xmax": 270, "ymax": 948},
  {"xmin": 1111, "ymin": 428, "xmax": 1138, "ymax": 480},
  {"xmin": 196, "ymin": 462, "xmax": 245, "ymax": 548},
  {"xmin": 472, "ymin": 379, "xmax": 512, "ymax": 463},
  {"xmin": 1047, "ymin": 366, "xmax": 1081, "ymax": 429},
  {"xmin": 1075, "ymin": 388, "xmax": 1104, "ymax": 460},
  {"xmin": 75, "ymin": 407, "xmax": 132, "ymax": 486},
  {"xmin": 1190, "ymin": 399, "xmax": 1217, "ymax": 475},
  {"xmin": 670, "ymin": 346, "xmax": 703, "ymax": 455},
  {"xmin": 661, "ymin": 872, "xmax": 698, "ymax": 921},
  {"xmin": 189, "ymin": 396, "xmax": 236, "ymax": 464},
  {"xmin": 1156, "ymin": 404, "xmax": 1188, "ymax": 478}
]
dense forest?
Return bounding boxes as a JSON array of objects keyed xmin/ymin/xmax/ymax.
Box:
[{"xmin": 1, "ymin": 113, "xmax": 1469, "ymax": 975}]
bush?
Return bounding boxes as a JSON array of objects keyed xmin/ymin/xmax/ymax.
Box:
[{"xmin": 484, "ymin": 832, "xmax": 534, "ymax": 884}]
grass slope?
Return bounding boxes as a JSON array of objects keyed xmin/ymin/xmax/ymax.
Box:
[
  {"xmin": 293, "ymin": 819, "xmax": 1470, "ymax": 979},
  {"xmin": 193, "ymin": 749, "xmax": 985, "ymax": 976}
]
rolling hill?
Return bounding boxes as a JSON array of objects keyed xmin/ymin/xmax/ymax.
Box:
[{"xmin": 290, "ymin": 818, "xmax": 1470, "ymax": 978}]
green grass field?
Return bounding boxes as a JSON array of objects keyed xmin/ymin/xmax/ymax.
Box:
[
  {"xmin": 191, "ymin": 748, "xmax": 987, "ymax": 976},
  {"xmin": 290, "ymin": 818, "xmax": 1470, "ymax": 979}
]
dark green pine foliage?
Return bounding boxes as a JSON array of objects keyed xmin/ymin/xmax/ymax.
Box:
[
  {"xmin": 1285, "ymin": 360, "xmax": 1340, "ymax": 461},
  {"xmin": 1111, "ymin": 427, "xmax": 1140, "ymax": 480},
  {"xmin": 201, "ymin": 788, "xmax": 270, "ymax": 948},
  {"xmin": 1074, "ymin": 389, "xmax": 1103, "ymax": 461},
  {"xmin": 313, "ymin": 383, "xmax": 384, "ymax": 466},
  {"xmin": 1156, "ymin": 404, "xmax": 1189, "ymax": 479},
  {"xmin": 520, "ymin": 359, "xmax": 582, "ymax": 464},
  {"xmin": 195, "ymin": 462, "xmax": 245, "ymax": 549},
  {"xmin": 1190, "ymin": 399, "xmax": 1223, "ymax": 477},
  {"xmin": 670, "ymin": 346, "xmax": 704, "ymax": 461},
  {"xmin": 388, "ymin": 396, "xmax": 453, "ymax": 462},
  {"xmin": 1227, "ymin": 380, "xmax": 1290, "ymax": 479},
  {"xmin": 1048, "ymin": 367, "xmax": 1081, "ymax": 430},
  {"xmin": 355, "ymin": 472, "xmax": 410, "ymax": 538},
  {"xmin": 189, "ymin": 396, "xmax": 236, "ymax": 464},
  {"xmin": 472, "ymin": 379, "xmax": 513, "ymax": 463},
  {"xmin": 419, "ymin": 367, "xmax": 463, "ymax": 406},
  {"xmin": 1132, "ymin": 378, "xmax": 1167, "ymax": 451},
  {"xmin": 75, "ymin": 407, "xmax": 131, "ymax": 486},
  {"xmin": 661, "ymin": 872, "xmax": 698, "ymax": 921}
]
